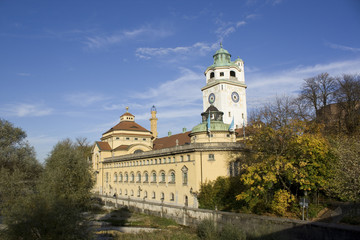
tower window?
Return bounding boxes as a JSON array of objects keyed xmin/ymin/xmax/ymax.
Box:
[
  {"xmin": 220, "ymin": 72, "xmax": 224, "ymax": 76},
  {"xmin": 210, "ymin": 72, "xmax": 215, "ymax": 78},
  {"xmin": 229, "ymin": 112, "xmax": 231, "ymax": 117},
  {"xmin": 230, "ymin": 71, "xmax": 236, "ymax": 77}
]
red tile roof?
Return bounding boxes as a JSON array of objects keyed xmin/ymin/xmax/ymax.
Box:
[
  {"xmin": 104, "ymin": 121, "xmax": 150, "ymax": 134},
  {"xmin": 121, "ymin": 112, "xmax": 134, "ymax": 117},
  {"xmin": 153, "ymin": 131, "xmax": 191, "ymax": 150},
  {"xmin": 113, "ymin": 145, "xmax": 130, "ymax": 151},
  {"xmin": 96, "ymin": 141, "xmax": 112, "ymax": 151}
]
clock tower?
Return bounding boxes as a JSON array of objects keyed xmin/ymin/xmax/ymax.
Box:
[{"xmin": 201, "ymin": 44, "xmax": 247, "ymax": 128}]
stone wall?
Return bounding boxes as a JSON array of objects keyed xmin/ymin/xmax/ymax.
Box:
[{"xmin": 101, "ymin": 195, "xmax": 360, "ymax": 240}]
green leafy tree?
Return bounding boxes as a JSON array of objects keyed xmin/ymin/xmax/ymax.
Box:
[
  {"xmin": 3, "ymin": 139, "xmax": 94, "ymax": 240},
  {"xmin": 198, "ymin": 177, "xmax": 244, "ymax": 210},
  {"xmin": 39, "ymin": 139, "xmax": 94, "ymax": 209},
  {"xmin": 0, "ymin": 119, "xmax": 42, "ymax": 211}
]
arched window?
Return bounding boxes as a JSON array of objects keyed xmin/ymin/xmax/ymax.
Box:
[
  {"xmin": 114, "ymin": 173, "xmax": 117, "ymax": 182},
  {"xmin": 137, "ymin": 189, "xmax": 141, "ymax": 197},
  {"xmin": 161, "ymin": 192, "xmax": 165, "ymax": 201},
  {"xmin": 131, "ymin": 190, "xmax": 134, "ymax": 196},
  {"xmin": 170, "ymin": 193, "xmax": 175, "ymax": 201},
  {"xmin": 210, "ymin": 72, "xmax": 215, "ymax": 78},
  {"xmin": 152, "ymin": 172, "xmax": 157, "ymax": 183},
  {"xmin": 230, "ymin": 70, "xmax": 236, "ymax": 77},
  {"xmin": 160, "ymin": 172, "xmax": 166, "ymax": 183},
  {"xmin": 130, "ymin": 173, "xmax": 135, "ymax": 182},
  {"xmin": 152, "ymin": 191, "xmax": 156, "ymax": 199},
  {"xmin": 125, "ymin": 189, "xmax": 128, "ymax": 195},
  {"xmin": 185, "ymin": 195, "xmax": 188, "ymax": 206},
  {"xmin": 169, "ymin": 172, "xmax": 175, "ymax": 183},
  {"xmin": 137, "ymin": 172, "xmax": 141, "ymax": 183},
  {"xmin": 144, "ymin": 172, "xmax": 149, "ymax": 182},
  {"xmin": 119, "ymin": 189, "xmax": 122, "ymax": 195},
  {"xmin": 134, "ymin": 149, "xmax": 143, "ymax": 154},
  {"xmin": 125, "ymin": 173, "xmax": 128, "ymax": 182},
  {"xmin": 144, "ymin": 191, "xmax": 148, "ymax": 198},
  {"xmin": 119, "ymin": 173, "xmax": 123, "ymax": 182}
]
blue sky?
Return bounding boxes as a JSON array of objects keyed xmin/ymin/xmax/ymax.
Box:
[{"xmin": 1, "ymin": 0, "xmax": 359, "ymax": 162}]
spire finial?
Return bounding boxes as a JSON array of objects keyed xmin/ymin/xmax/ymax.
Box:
[
  {"xmin": 126, "ymin": 106, "xmax": 129, "ymax": 112},
  {"xmin": 220, "ymin": 42, "xmax": 223, "ymax": 48}
]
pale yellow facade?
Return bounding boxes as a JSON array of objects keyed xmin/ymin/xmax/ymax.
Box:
[{"xmin": 91, "ymin": 45, "xmax": 247, "ymax": 208}]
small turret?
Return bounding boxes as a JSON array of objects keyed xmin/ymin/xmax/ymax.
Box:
[{"xmin": 150, "ymin": 105, "xmax": 158, "ymax": 138}]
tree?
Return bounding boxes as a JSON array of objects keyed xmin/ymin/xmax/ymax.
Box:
[
  {"xmin": 197, "ymin": 177, "xmax": 244, "ymax": 210},
  {"xmin": 235, "ymin": 98, "xmax": 335, "ymax": 216},
  {"xmin": 299, "ymin": 72, "xmax": 336, "ymax": 117},
  {"xmin": 39, "ymin": 139, "xmax": 94, "ymax": 210},
  {"xmin": 334, "ymin": 74, "xmax": 360, "ymax": 134},
  {"xmin": 3, "ymin": 139, "xmax": 94, "ymax": 240},
  {"xmin": 327, "ymin": 135, "xmax": 360, "ymax": 202},
  {"xmin": 0, "ymin": 119, "xmax": 42, "ymax": 211}
]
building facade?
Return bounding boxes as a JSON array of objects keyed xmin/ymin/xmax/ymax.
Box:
[{"xmin": 91, "ymin": 45, "xmax": 247, "ymax": 208}]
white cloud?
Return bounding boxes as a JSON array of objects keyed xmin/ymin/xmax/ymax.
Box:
[
  {"xmin": 215, "ymin": 18, "xmax": 247, "ymax": 40},
  {"xmin": 246, "ymin": 58, "xmax": 360, "ymax": 109},
  {"xmin": 64, "ymin": 92, "xmax": 110, "ymax": 107},
  {"xmin": 0, "ymin": 103, "xmax": 53, "ymax": 117},
  {"xmin": 131, "ymin": 67, "xmax": 203, "ymax": 108},
  {"xmin": 136, "ymin": 41, "xmax": 218, "ymax": 59},
  {"xmin": 236, "ymin": 21, "xmax": 246, "ymax": 27},
  {"xmin": 83, "ymin": 26, "xmax": 172, "ymax": 49},
  {"xmin": 326, "ymin": 42, "xmax": 360, "ymax": 53}
]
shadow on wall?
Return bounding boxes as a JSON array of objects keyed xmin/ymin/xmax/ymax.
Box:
[{"xmin": 216, "ymin": 204, "xmax": 360, "ymax": 240}]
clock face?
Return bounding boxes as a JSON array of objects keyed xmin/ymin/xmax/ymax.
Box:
[
  {"xmin": 208, "ymin": 93, "xmax": 215, "ymax": 104},
  {"xmin": 231, "ymin": 92, "xmax": 239, "ymax": 103}
]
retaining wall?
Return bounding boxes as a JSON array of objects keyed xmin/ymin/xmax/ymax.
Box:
[{"xmin": 100, "ymin": 195, "xmax": 360, "ymax": 240}]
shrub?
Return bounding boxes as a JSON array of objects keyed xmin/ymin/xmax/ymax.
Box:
[
  {"xmin": 220, "ymin": 223, "xmax": 246, "ymax": 240},
  {"xmin": 197, "ymin": 219, "xmax": 218, "ymax": 240}
]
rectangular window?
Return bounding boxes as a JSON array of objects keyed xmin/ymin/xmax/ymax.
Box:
[
  {"xmin": 180, "ymin": 156, "xmax": 184, "ymax": 162},
  {"xmin": 220, "ymin": 72, "xmax": 224, "ymax": 76},
  {"xmin": 143, "ymin": 138, "xmax": 146, "ymax": 141},
  {"xmin": 183, "ymin": 172, "xmax": 188, "ymax": 185},
  {"xmin": 208, "ymin": 154, "xmax": 215, "ymax": 161},
  {"xmin": 134, "ymin": 138, "xmax": 138, "ymax": 140},
  {"xmin": 187, "ymin": 155, "xmax": 190, "ymax": 161},
  {"xmin": 126, "ymin": 137, "xmax": 130, "ymax": 140}
]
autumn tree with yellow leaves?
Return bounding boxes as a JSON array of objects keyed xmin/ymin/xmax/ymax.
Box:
[{"xmin": 236, "ymin": 97, "xmax": 335, "ymax": 216}]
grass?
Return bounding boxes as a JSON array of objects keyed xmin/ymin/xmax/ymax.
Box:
[{"xmin": 94, "ymin": 207, "xmax": 199, "ymax": 240}]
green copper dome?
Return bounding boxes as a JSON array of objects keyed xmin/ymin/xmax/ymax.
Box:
[
  {"xmin": 191, "ymin": 105, "xmax": 230, "ymax": 134},
  {"xmin": 207, "ymin": 43, "xmax": 238, "ymax": 68},
  {"xmin": 191, "ymin": 121, "xmax": 230, "ymax": 134}
]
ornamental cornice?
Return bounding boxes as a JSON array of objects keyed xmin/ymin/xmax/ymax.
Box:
[
  {"xmin": 103, "ymin": 142, "xmax": 244, "ymax": 163},
  {"xmin": 201, "ymin": 79, "xmax": 247, "ymax": 91}
]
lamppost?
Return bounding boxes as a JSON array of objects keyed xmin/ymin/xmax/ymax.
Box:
[{"xmin": 299, "ymin": 191, "xmax": 309, "ymax": 220}]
